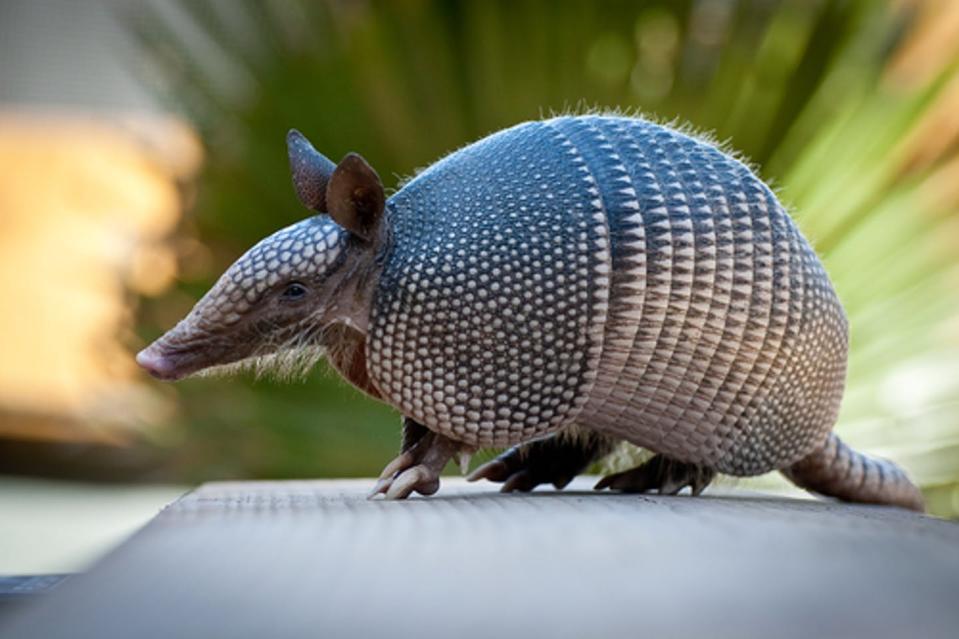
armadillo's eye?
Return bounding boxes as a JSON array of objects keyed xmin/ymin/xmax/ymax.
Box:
[{"xmin": 281, "ymin": 282, "xmax": 308, "ymax": 300}]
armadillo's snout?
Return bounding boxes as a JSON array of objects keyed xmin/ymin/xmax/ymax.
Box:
[
  {"xmin": 136, "ymin": 346, "xmax": 181, "ymax": 381},
  {"xmin": 136, "ymin": 321, "xmax": 244, "ymax": 382}
]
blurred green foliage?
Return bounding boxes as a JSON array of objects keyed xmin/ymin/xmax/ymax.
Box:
[{"xmin": 130, "ymin": 0, "xmax": 958, "ymax": 514}]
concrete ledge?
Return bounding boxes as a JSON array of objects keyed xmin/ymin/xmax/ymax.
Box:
[{"xmin": 2, "ymin": 478, "xmax": 958, "ymax": 639}]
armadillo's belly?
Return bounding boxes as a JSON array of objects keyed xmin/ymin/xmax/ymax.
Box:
[{"xmin": 549, "ymin": 116, "xmax": 849, "ymax": 475}]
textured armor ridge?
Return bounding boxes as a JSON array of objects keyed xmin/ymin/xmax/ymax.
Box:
[{"xmin": 370, "ymin": 115, "xmax": 848, "ymax": 474}]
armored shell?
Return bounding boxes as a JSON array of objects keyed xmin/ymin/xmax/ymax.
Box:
[{"xmin": 367, "ymin": 115, "xmax": 848, "ymax": 476}]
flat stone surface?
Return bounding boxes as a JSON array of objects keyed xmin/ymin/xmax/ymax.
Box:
[{"xmin": 2, "ymin": 478, "xmax": 958, "ymax": 639}]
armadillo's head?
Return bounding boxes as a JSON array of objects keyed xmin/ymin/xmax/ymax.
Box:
[{"xmin": 136, "ymin": 130, "xmax": 387, "ymax": 381}]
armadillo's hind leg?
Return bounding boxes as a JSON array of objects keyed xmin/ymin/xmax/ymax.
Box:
[
  {"xmin": 370, "ymin": 417, "xmax": 473, "ymax": 500},
  {"xmin": 468, "ymin": 429, "xmax": 617, "ymax": 492},
  {"xmin": 595, "ymin": 454, "xmax": 716, "ymax": 496}
]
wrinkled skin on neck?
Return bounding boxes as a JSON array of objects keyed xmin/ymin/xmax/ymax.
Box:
[{"xmin": 137, "ymin": 215, "xmax": 382, "ymax": 381}]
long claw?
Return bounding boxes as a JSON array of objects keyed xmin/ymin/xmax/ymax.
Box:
[
  {"xmin": 659, "ymin": 476, "xmax": 685, "ymax": 495},
  {"xmin": 369, "ymin": 450, "xmax": 418, "ymax": 499},
  {"xmin": 469, "ymin": 432, "xmax": 617, "ymax": 493},
  {"xmin": 457, "ymin": 451, "xmax": 473, "ymax": 475},
  {"xmin": 594, "ymin": 474, "xmax": 614, "ymax": 490},
  {"xmin": 372, "ymin": 425, "xmax": 465, "ymax": 499},
  {"xmin": 367, "ymin": 476, "xmax": 392, "ymax": 499},
  {"xmin": 501, "ymin": 469, "xmax": 535, "ymax": 493},
  {"xmin": 467, "ymin": 460, "xmax": 510, "ymax": 483},
  {"xmin": 595, "ymin": 469, "xmax": 654, "ymax": 493},
  {"xmin": 596, "ymin": 455, "xmax": 715, "ymax": 496},
  {"xmin": 377, "ymin": 451, "xmax": 415, "ymax": 480},
  {"xmin": 383, "ymin": 473, "xmax": 417, "ymax": 500},
  {"xmin": 385, "ymin": 466, "xmax": 433, "ymax": 500}
]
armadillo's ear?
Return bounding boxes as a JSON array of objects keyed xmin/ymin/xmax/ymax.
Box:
[
  {"xmin": 287, "ymin": 129, "xmax": 337, "ymax": 212},
  {"xmin": 326, "ymin": 152, "xmax": 385, "ymax": 242}
]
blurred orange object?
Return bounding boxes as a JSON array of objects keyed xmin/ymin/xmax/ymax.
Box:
[{"xmin": 0, "ymin": 113, "xmax": 200, "ymax": 443}]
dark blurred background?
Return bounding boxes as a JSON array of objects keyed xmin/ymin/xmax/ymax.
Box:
[{"xmin": 1, "ymin": 0, "xmax": 958, "ymax": 571}]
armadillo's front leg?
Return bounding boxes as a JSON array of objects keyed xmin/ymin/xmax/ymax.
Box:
[
  {"xmin": 369, "ymin": 417, "xmax": 471, "ymax": 500},
  {"xmin": 595, "ymin": 454, "xmax": 716, "ymax": 496},
  {"xmin": 468, "ymin": 429, "xmax": 617, "ymax": 492}
]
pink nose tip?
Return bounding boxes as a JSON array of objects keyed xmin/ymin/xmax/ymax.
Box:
[{"xmin": 136, "ymin": 348, "xmax": 176, "ymax": 380}]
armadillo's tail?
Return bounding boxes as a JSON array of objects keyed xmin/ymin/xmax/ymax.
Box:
[{"xmin": 781, "ymin": 433, "xmax": 924, "ymax": 512}]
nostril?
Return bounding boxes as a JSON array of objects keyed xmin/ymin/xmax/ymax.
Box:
[{"xmin": 136, "ymin": 348, "xmax": 174, "ymax": 380}]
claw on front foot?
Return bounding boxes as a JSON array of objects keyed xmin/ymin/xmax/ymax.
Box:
[
  {"xmin": 368, "ymin": 458, "xmax": 442, "ymax": 500},
  {"xmin": 374, "ymin": 466, "xmax": 441, "ymax": 499},
  {"xmin": 370, "ymin": 423, "xmax": 469, "ymax": 500}
]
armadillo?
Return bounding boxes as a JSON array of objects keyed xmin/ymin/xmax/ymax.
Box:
[{"xmin": 137, "ymin": 115, "xmax": 924, "ymax": 511}]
